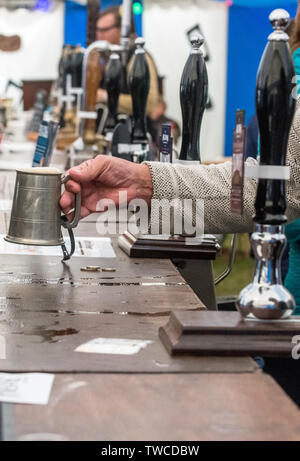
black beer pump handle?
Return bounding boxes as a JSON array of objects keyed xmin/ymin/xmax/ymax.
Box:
[
  {"xmin": 128, "ymin": 37, "xmax": 150, "ymax": 144},
  {"xmin": 255, "ymin": 9, "xmax": 296, "ymax": 224},
  {"xmin": 104, "ymin": 52, "xmax": 122, "ymax": 133},
  {"xmin": 179, "ymin": 34, "xmax": 208, "ymax": 161}
]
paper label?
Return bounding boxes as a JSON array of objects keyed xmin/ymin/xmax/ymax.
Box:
[
  {"xmin": 1, "ymin": 236, "xmax": 116, "ymax": 258},
  {"xmin": 231, "ymin": 110, "xmax": 246, "ymax": 215},
  {"xmin": 0, "ymin": 373, "xmax": 54, "ymax": 405},
  {"xmin": 32, "ymin": 121, "xmax": 49, "ymax": 167},
  {"xmin": 75, "ymin": 338, "xmax": 153, "ymax": 355},
  {"xmin": 159, "ymin": 123, "xmax": 173, "ymax": 163}
]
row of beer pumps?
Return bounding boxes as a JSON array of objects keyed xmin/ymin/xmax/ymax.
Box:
[
  {"xmin": 52, "ymin": 39, "xmax": 146, "ymax": 158},
  {"xmin": 24, "ymin": 4, "xmax": 297, "ymax": 321}
]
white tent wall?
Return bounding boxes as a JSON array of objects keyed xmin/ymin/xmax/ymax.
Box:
[
  {"xmin": 0, "ymin": 3, "xmax": 64, "ymax": 94},
  {"xmin": 143, "ymin": 0, "xmax": 228, "ymax": 160}
]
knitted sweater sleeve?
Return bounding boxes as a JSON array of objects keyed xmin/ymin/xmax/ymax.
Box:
[{"xmin": 144, "ymin": 100, "xmax": 300, "ymax": 235}]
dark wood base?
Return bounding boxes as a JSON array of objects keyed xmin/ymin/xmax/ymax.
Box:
[
  {"xmin": 159, "ymin": 311, "xmax": 300, "ymax": 357},
  {"xmin": 118, "ymin": 231, "xmax": 220, "ymax": 259}
]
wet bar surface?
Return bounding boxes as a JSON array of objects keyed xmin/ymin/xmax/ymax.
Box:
[{"xmin": 0, "ymin": 170, "xmax": 299, "ymax": 441}]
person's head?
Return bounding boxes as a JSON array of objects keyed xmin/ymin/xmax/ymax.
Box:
[
  {"xmin": 96, "ymin": 6, "xmax": 136, "ymax": 45},
  {"xmin": 96, "ymin": 7, "xmax": 122, "ymax": 44}
]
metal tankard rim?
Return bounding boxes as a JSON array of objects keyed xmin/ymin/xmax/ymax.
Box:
[{"xmin": 15, "ymin": 167, "xmax": 62, "ymax": 175}]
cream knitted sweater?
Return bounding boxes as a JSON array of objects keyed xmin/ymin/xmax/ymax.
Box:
[{"xmin": 145, "ymin": 100, "xmax": 300, "ymax": 235}]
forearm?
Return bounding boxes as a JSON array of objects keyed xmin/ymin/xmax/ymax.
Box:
[
  {"xmin": 145, "ymin": 158, "xmax": 257, "ymax": 234},
  {"xmin": 144, "ymin": 127, "xmax": 300, "ymax": 235}
]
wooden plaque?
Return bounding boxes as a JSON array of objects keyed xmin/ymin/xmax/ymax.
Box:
[
  {"xmin": 118, "ymin": 231, "xmax": 220, "ymax": 260},
  {"xmin": 159, "ymin": 311, "xmax": 300, "ymax": 357}
]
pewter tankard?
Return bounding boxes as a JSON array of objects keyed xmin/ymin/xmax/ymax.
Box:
[{"xmin": 5, "ymin": 167, "xmax": 81, "ymax": 260}]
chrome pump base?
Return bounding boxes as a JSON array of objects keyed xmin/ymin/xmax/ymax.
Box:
[{"xmin": 236, "ymin": 224, "xmax": 295, "ymax": 320}]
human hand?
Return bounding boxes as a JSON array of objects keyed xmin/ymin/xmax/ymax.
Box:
[{"xmin": 60, "ymin": 155, "xmax": 153, "ymax": 221}]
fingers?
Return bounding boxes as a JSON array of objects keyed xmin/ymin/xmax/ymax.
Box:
[
  {"xmin": 63, "ymin": 179, "xmax": 81, "ymax": 194},
  {"xmin": 60, "ymin": 190, "xmax": 74, "ymax": 215},
  {"xmin": 67, "ymin": 155, "xmax": 108, "ymax": 184},
  {"xmin": 62, "ymin": 204, "xmax": 91, "ymax": 223},
  {"xmin": 60, "ymin": 190, "xmax": 92, "ymax": 222}
]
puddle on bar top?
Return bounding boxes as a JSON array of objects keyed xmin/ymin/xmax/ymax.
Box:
[
  {"xmin": 17, "ymin": 325, "xmax": 79, "ymax": 343},
  {"xmin": 0, "ymin": 273, "xmax": 184, "ymax": 288},
  {"xmin": 0, "ymin": 309, "xmax": 174, "ymax": 317},
  {"xmin": 0, "ymin": 277, "xmax": 187, "ymax": 288},
  {"xmin": 0, "ymin": 307, "xmax": 201, "ymax": 318}
]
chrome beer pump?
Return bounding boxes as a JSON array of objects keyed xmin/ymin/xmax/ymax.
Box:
[
  {"xmin": 118, "ymin": 34, "xmax": 221, "ymax": 309},
  {"xmin": 237, "ymin": 9, "xmax": 296, "ymax": 320},
  {"xmin": 79, "ymin": 40, "xmax": 109, "ymax": 143},
  {"xmin": 129, "ymin": 38, "xmax": 150, "ymax": 149},
  {"xmin": 178, "ymin": 34, "xmax": 208, "ymax": 162},
  {"xmin": 65, "ymin": 39, "xmax": 109, "ymax": 164},
  {"xmin": 111, "ymin": 37, "xmax": 150, "ymax": 163}
]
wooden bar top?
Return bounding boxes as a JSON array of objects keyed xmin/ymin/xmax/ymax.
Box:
[
  {"xmin": 0, "ymin": 163, "xmax": 299, "ymax": 441},
  {"xmin": 3, "ymin": 373, "xmax": 300, "ymax": 441}
]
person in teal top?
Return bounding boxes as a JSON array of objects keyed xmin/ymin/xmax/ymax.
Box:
[{"xmin": 284, "ymin": 219, "xmax": 300, "ymax": 315}]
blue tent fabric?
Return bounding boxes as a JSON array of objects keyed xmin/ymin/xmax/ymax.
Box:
[
  {"xmin": 64, "ymin": 1, "xmax": 87, "ymax": 46},
  {"xmin": 224, "ymin": 2, "xmax": 297, "ymax": 156}
]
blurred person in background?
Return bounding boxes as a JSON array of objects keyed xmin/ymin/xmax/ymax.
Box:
[{"xmin": 96, "ymin": 6, "xmax": 160, "ymax": 117}]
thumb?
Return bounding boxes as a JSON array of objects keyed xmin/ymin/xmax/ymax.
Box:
[{"xmin": 68, "ymin": 155, "xmax": 107, "ymax": 183}]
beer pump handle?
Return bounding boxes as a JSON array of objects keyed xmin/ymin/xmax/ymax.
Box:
[
  {"xmin": 104, "ymin": 53, "xmax": 122, "ymax": 133},
  {"xmin": 82, "ymin": 49, "xmax": 102, "ymax": 144},
  {"xmin": 254, "ymin": 9, "xmax": 296, "ymax": 224},
  {"xmin": 179, "ymin": 34, "xmax": 208, "ymax": 161},
  {"xmin": 128, "ymin": 37, "xmax": 150, "ymax": 144}
]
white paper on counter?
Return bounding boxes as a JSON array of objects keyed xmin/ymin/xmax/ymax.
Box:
[
  {"xmin": 75, "ymin": 338, "xmax": 153, "ymax": 355},
  {"xmin": 0, "ymin": 373, "xmax": 54, "ymax": 405},
  {"xmin": 0, "ymin": 236, "xmax": 116, "ymax": 258}
]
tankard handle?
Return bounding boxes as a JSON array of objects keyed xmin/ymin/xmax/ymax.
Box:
[
  {"xmin": 61, "ymin": 174, "xmax": 82, "ymax": 229},
  {"xmin": 60, "ymin": 174, "xmax": 82, "ymax": 261}
]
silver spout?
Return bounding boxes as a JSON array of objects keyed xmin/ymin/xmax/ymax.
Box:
[
  {"xmin": 268, "ymin": 9, "xmax": 290, "ymax": 41},
  {"xmin": 190, "ymin": 34, "xmax": 204, "ymax": 54}
]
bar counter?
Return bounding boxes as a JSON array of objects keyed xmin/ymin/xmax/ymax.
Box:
[{"xmin": 0, "ymin": 170, "xmax": 299, "ymax": 441}]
